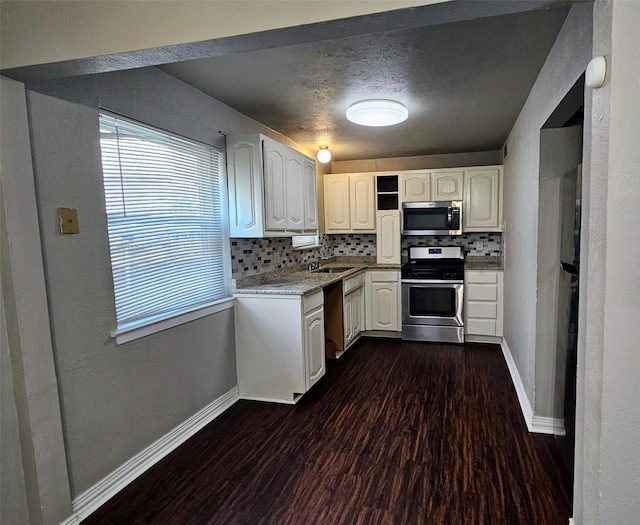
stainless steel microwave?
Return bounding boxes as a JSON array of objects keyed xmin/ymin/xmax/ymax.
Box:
[{"xmin": 401, "ymin": 201, "xmax": 462, "ymax": 235}]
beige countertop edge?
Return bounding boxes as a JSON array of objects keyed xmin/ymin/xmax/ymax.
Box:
[{"xmin": 233, "ymin": 262, "xmax": 401, "ymax": 296}]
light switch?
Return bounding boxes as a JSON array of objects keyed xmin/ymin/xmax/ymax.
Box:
[{"xmin": 59, "ymin": 208, "xmax": 79, "ymax": 234}]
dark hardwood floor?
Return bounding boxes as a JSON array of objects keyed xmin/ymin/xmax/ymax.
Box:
[{"xmin": 84, "ymin": 339, "xmax": 572, "ymax": 525}]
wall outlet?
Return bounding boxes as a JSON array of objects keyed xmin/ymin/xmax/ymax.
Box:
[
  {"xmin": 58, "ymin": 207, "xmax": 79, "ymax": 234},
  {"xmin": 475, "ymin": 241, "xmax": 484, "ymax": 251},
  {"xmin": 273, "ymin": 252, "xmax": 280, "ymax": 264}
]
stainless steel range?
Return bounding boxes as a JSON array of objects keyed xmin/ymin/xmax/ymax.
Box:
[{"xmin": 401, "ymin": 246, "xmax": 464, "ymax": 343}]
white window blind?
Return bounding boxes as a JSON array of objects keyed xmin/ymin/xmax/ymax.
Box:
[
  {"xmin": 292, "ymin": 234, "xmax": 320, "ymax": 250},
  {"xmin": 99, "ymin": 113, "xmax": 228, "ymax": 331}
]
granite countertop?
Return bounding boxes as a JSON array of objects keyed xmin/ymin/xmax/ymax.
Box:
[
  {"xmin": 464, "ymin": 256, "xmax": 504, "ymax": 271},
  {"xmin": 233, "ymin": 257, "xmax": 401, "ymax": 296}
]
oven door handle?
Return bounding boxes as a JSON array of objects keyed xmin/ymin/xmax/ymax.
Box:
[{"xmin": 401, "ymin": 279, "xmax": 464, "ymax": 285}]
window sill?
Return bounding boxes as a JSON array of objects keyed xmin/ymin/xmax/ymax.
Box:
[
  {"xmin": 292, "ymin": 244, "xmax": 322, "ymax": 251},
  {"xmin": 110, "ymin": 297, "xmax": 236, "ymax": 345}
]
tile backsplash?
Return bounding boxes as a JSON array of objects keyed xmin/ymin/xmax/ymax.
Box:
[
  {"xmin": 401, "ymin": 233, "xmax": 502, "ymax": 258},
  {"xmin": 231, "ymin": 232, "xmax": 501, "ymax": 278}
]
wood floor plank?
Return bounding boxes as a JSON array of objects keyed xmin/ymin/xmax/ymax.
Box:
[{"xmin": 83, "ymin": 340, "xmax": 572, "ymax": 525}]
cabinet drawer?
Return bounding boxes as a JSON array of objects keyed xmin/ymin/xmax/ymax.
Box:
[
  {"xmin": 303, "ymin": 290, "xmax": 324, "ymax": 313},
  {"xmin": 466, "ymin": 271, "xmax": 498, "ymax": 284},
  {"xmin": 368, "ymin": 270, "xmax": 399, "ymax": 283},
  {"xmin": 466, "ymin": 318, "xmax": 497, "ymax": 336},
  {"xmin": 343, "ymin": 271, "xmax": 365, "ymax": 294},
  {"xmin": 466, "ymin": 284, "xmax": 498, "ymax": 302},
  {"xmin": 466, "ymin": 301, "xmax": 498, "ymax": 319}
]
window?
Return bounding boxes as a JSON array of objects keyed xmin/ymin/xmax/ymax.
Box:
[
  {"xmin": 292, "ymin": 234, "xmax": 320, "ymax": 250},
  {"xmin": 99, "ymin": 113, "xmax": 229, "ymax": 335}
]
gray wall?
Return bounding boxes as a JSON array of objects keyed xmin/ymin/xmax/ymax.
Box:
[
  {"xmin": 575, "ymin": 1, "xmax": 640, "ymax": 522},
  {"xmin": 535, "ymin": 125, "xmax": 583, "ymax": 420},
  {"xmin": 502, "ymin": 4, "xmax": 592, "ymax": 406},
  {"xmin": 23, "ymin": 67, "xmax": 286, "ymax": 498},
  {"xmin": 0, "ymin": 286, "xmax": 29, "ymax": 525},
  {"xmin": 1, "ymin": 76, "xmax": 73, "ymax": 525}
]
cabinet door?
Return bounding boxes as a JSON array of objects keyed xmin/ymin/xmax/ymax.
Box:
[
  {"xmin": 352, "ymin": 287, "xmax": 363, "ymax": 337},
  {"xmin": 285, "ymin": 152, "xmax": 304, "ymax": 230},
  {"xmin": 303, "ymin": 158, "xmax": 318, "ymax": 230},
  {"xmin": 227, "ymin": 138, "xmax": 264, "ymax": 237},
  {"xmin": 304, "ymin": 306, "xmax": 325, "ymax": 389},
  {"xmin": 432, "ymin": 170, "xmax": 464, "ymax": 200},
  {"xmin": 350, "ymin": 174, "xmax": 375, "ymax": 230},
  {"xmin": 325, "ymin": 175, "xmax": 350, "ymax": 231},
  {"xmin": 343, "ymin": 291, "xmax": 353, "ymax": 345},
  {"xmin": 464, "ymin": 168, "xmax": 501, "ymax": 231},
  {"xmin": 370, "ymin": 282, "xmax": 399, "ymax": 331},
  {"xmin": 263, "ymin": 139, "xmax": 288, "ymax": 230},
  {"xmin": 401, "ymin": 171, "xmax": 431, "ymax": 202},
  {"xmin": 376, "ymin": 210, "xmax": 401, "ymax": 264}
]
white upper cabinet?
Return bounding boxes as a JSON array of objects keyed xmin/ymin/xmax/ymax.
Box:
[
  {"xmin": 285, "ymin": 152, "xmax": 304, "ymax": 230},
  {"xmin": 227, "ymin": 134, "xmax": 318, "ymax": 237},
  {"xmin": 264, "ymin": 138, "xmax": 288, "ymax": 230},
  {"xmin": 400, "ymin": 171, "xmax": 431, "ymax": 202},
  {"xmin": 324, "ymin": 174, "xmax": 350, "ymax": 231},
  {"xmin": 303, "ymin": 158, "xmax": 318, "ymax": 230},
  {"xmin": 325, "ymin": 173, "xmax": 375, "ymax": 233},
  {"xmin": 227, "ymin": 138, "xmax": 264, "ymax": 237},
  {"xmin": 432, "ymin": 170, "xmax": 464, "ymax": 200},
  {"xmin": 350, "ymin": 174, "xmax": 376, "ymax": 230},
  {"xmin": 464, "ymin": 167, "xmax": 502, "ymax": 231}
]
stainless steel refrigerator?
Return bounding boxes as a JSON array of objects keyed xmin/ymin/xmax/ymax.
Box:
[{"xmin": 556, "ymin": 165, "xmax": 581, "ymax": 477}]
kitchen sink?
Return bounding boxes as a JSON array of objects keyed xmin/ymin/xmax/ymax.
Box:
[{"xmin": 312, "ymin": 267, "xmax": 354, "ymax": 274}]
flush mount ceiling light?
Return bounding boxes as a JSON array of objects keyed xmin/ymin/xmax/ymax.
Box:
[
  {"xmin": 317, "ymin": 146, "xmax": 331, "ymax": 163},
  {"xmin": 346, "ymin": 99, "xmax": 408, "ymax": 127}
]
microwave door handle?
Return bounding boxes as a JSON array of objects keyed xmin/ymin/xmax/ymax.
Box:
[{"xmin": 447, "ymin": 208, "xmax": 452, "ymax": 225}]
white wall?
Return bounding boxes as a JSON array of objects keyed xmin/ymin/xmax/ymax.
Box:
[
  {"xmin": 502, "ymin": 4, "xmax": 592, "ymax": 407},
  {"xmin": 575, "ymin": 1, "xmax": 640, "ymax": 522}
]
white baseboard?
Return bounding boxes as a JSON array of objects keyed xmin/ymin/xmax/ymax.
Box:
[
  {"xmin": 500, "ymin": 339, "xmax": 568, "ymax": 436},
  {"xmin": 465, "ymin": 334, "xmax": 503, "ymax": 344},
  {"xmin": 59, "ymin": 515, "xmax": 79, "ymax": 525},
  {"xmin": 72, "ymin": 386, "xmax": 240, "ymax": 521},
  {"xmin": 531, "ymin": 415, "xmax": 566, "ymax": 435},
  {"xmin": 500, "ymin": 339, "xmax": 534, "ymax": 432}
]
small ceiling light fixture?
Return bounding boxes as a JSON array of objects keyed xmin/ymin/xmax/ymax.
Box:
[
  {"xmin": 346, "ymin": 99, "xmax": 409, "ymax": 127},
  {"xmin": 317, "ymin": 146, "xmax": 332, "ymax": 163}
]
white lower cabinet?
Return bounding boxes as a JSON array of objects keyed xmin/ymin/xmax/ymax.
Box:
[
  {"xmin": 234, "ymin": 290, "xmax": 325, "ymax": 403},
  {"xmin": 343, "ymin": 272, "xmax": 365, "ymax": 349},
  {"xmin": 464, "ymin": 270, "xmax": 503, "ymax": 338},
  {"xmin": 365, "ymin": 270, "xmax": 401, "ymax": 332}
]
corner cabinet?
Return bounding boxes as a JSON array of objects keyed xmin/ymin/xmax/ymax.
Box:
[
  {"xmin": 464, "ymin": 270, "xmax": 503, "ymax": 338},
  {"xmin": 463, "ymin": 167, "xmax": 502, "ymax": 232},
  {"xmin": 234, "ymin": 290, "xmax": 325, "ymax": 403},
  {"xmin": 324, "ymin": 173, "xmax": 376, "ymax": 233},
  {"xmin": 227, "ymin": 134, "xmax": 318, "ymax": 237}
]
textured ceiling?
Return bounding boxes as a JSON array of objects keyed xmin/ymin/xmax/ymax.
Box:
[{"xmin": 160, "ymin": 6, "xmax": 570, "ymax": 161}]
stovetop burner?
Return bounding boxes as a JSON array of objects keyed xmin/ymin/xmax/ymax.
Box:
[{"xmin": 401, "ymin": 246, "xmax": 464, "ymax": 281}]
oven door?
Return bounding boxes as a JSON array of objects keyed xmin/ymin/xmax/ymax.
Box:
[{"xmin": 401, "ymin": 280, "xmax": 463, "ymax": 327}]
